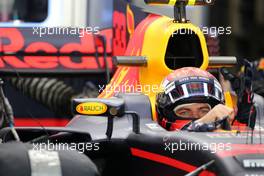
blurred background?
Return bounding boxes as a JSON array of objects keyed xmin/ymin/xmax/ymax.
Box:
[
  {"xmin": 209, "ymin": 0, "xmax": 264, "ymax": 59},
  {"xmin": 0, "ymin": 0, "xmax": 263, "ymax": 58}
]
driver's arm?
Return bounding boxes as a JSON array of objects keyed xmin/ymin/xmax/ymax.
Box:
[
  {"xmin": 186, "ymin": 104, "xmax": 234, "ymax": 132},
  {"xmin": 196, "ymin": 104, "xmax": 234, "ymax": 124}
]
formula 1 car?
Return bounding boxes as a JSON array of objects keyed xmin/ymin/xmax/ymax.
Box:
[
  {"xmin": 0, "ymin": 0, "xmax": 264, "ymax": 176},
  {"xmin": 1, "ymin": 88, "xmax": 264, "ymax": 176}
]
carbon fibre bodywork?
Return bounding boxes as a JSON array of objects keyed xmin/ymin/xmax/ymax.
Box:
[{"xmin": 1, "ymin": 93, "xmax": 264, "ymax": 176}]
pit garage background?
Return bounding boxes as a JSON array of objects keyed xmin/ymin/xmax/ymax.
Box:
[{"xmin": 0, "ymin": 0, "xmax": 263, "ymax": 126}]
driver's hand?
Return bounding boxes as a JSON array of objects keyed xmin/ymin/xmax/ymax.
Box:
[{"xmin": 196, "ymin": 104, "xmax": 234, "ymax": 124}]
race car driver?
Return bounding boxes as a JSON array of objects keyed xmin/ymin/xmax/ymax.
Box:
[{"xmin": 156, "ymin": 67, "xmax": 234, "ymax": 132}]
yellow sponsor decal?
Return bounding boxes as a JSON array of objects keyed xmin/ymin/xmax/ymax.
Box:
[
  {"xmin": 168, "ymin": 0, "xmax": 176, "ymax": 5},
  {"xmin": 76, "ymin": 102, "xmax": 107, "ymax": 115},
  {"xmin": 169, "ymin": 0, "xmax": 196, "ymax": 5},
  {"xmin": 188, "ymin": 0, "xmax": 196, "ymax": 5}
]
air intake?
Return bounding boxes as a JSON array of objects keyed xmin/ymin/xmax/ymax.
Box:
[{"xmin": 165, "ymin": 29, "xmax": 203, "ymax": 70}]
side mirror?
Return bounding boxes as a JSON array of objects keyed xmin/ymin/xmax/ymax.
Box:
[
  {"xmin": 72, "ymin": 98, "xmax": 125, "ymax": 117},
  {"xmin": 72, "ymin": 98, "xmax": 140, "ymax": 139}
]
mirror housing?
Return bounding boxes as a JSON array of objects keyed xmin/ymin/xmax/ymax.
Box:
[{"xmin": 72, "ymin": 98, "xmax": 125, "ymax": 117}]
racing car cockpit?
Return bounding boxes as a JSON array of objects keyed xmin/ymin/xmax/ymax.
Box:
[{"xmin": 0, "ymin": 0, "xmax": 264, "ymax": 176}]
